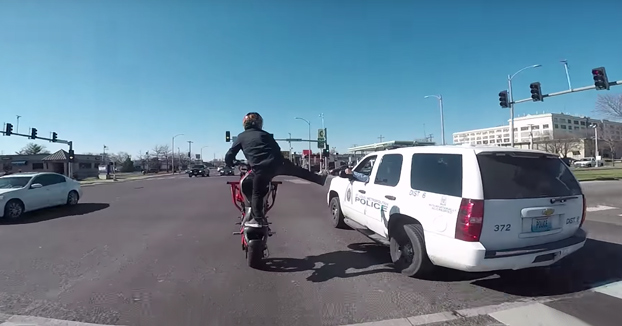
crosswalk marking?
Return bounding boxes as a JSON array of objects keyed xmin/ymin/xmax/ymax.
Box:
[
  {"xmin": 489, "ymin": 302, "xmax": 591, "ymax": 326},
  {"xmin": 0, "ymin": 314, "xmax": 118, "ymax": 325},
  {"xmin": 586, "ymin": 205, "xmax": 618, "ymax": 212}
]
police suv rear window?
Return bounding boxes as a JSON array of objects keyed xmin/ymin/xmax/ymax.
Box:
[
  {"xmin": 476, "ymin": 152, "xmax": 582, "ymax": 200},
  {"xmin": 411, "ymin": 153, "xmax": 462, "ymax": 197}
]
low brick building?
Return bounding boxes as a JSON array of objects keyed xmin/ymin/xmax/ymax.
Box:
[{"xmin": 1, "ymin": 150, "xmax": 101, "ymax": 180}]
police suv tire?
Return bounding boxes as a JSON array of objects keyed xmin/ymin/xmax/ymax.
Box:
[
  {"xmin": 329, "ymin": 197, "xmax": 347, "ymax": 229},
  {"xmin": 390, "ymin": 223, "xmax": 433, "ymax": 277}
]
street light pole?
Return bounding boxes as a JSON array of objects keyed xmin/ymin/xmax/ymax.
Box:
[
  {"xmin": 200, "ymin": 146, "xmax": 209, "ymax": 162},
  {"xmin": 424, "ymin": 95, "xmax": 445, "ymax": 145},
  {"xmin": 288, "ymin": 132, "xmax": 293, "ymax": 161},
  {"xmin": 591, "ymin": 123, "xmax": 599, "ymax": 159},
  {"xmin": 172, "ymin": 134, "xmax": 184, "ymax": 173},
  {"xmin": 296, "ymin": 117, "xmax": 312, "ymax": 171},
  {"xmin": 508, "ymin": 64, "xmax": 542, "ymax": 147},
  {"xmin": 319, "ymin": 113, "xmax": 326, "ymax": 170}
]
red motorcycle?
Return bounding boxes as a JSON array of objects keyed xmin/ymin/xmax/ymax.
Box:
[{"xmin": 227, "ymin": 162, "xmax": 281, "ymax": 268}]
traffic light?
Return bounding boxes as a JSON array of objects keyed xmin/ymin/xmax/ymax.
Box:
[
  {"xmin": 592, "ymin": 67, "xmax": 610, "ymax": 90},
  {"xmin": 30, "ymin": 128, "xmax": 38, "ymax": 139},
  {"xmin": 4, "ymin": 123, "xmax": 13, "ymax": 135},
  {"xmin": 530, "ymin": 82, "xmax": 543, "ymax": 102},
  {"xmin": 499, "ymin": 90, "xmax": 509, "ymax": 108},
  {"xmin": 225, "ymin": 131, "xmax": 231, "ymax": 142},
  {"xmin": 68, "ymin": 149, "xmax": 75, "ymax": 162},
  {"xmin": 52, "ymin": 132, "xmax": 58, "ymax": 142}
]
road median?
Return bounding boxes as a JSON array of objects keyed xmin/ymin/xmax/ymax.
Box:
[
  {"xmin": 573, "ymin": 168, "xmax": 622, "ymax": 182},
  {"xmin": 79, "ymin": 173, "xmax": 174, "ymax": 186}
]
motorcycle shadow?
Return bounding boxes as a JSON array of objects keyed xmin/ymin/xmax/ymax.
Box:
[{"xmin": 260, "ymin": 243, "xmax": 394, "ymax": 283}]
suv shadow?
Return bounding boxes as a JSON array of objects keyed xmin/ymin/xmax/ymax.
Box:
[{"xmin": 472, "ymin": 238, "xmax": 622, "ymax": 297}]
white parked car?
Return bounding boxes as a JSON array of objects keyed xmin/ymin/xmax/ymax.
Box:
[
  {"xmin": 0, "ymin": 172, "xmax": 82, "ymax": 220},
  {"xmin": 327, "ymin": 145, "xmax": 587, "ymax": 277}
]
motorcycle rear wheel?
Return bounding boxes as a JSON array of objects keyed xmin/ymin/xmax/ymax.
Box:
[{"xmin": 246, "ymin": 242, "xmax": 264, "ymax": 268}]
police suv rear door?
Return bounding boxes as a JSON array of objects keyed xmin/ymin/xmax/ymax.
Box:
[{"xmin": 474, "ymin": 150, "xmax": 584, "ymax": 251}]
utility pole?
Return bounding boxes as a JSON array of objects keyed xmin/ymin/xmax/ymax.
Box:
[
  {"xmin": 16, "ymin": 115, "xmax": 21, "ymax": 134},
  {"xmin": 288, "ymin": 132, "xmax": 293, "ymax": 161},
  {"xmin": 319, "ymin": 113, "xmax": 326, "ymax": 171},
  {"xmin": 378, "ymin": 135, "xmax": 384, "ymax": 142},
  {"xmin": 187, "ymin": 140, "xmax": 193, "ymax": 161}
]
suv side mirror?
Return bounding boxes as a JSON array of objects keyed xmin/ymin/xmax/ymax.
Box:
[{"xmin": 30, "ymin": 183, "xmax": 43, "ymax": 189}]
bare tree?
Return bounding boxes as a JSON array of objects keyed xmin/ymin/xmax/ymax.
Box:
[
  {"xmin": 594, "ymin": 94, "xmax": 622, "ymax": 120},
  {"xmin": 541, "ymin": 132, "xmax": 580, "ymax": 158},
  {"xmin": 108, "ymin": 151, "xmax": 131, "ymax": 163},
  {"xmin": 152, "ymin": 145, "xmax": 172, "ymax": 171}
]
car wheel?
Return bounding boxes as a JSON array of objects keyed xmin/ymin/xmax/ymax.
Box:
[
  {"xmin": 329, "ymin": 197, "xmax": 348, "ymax": 229},
  {"xmin": 188, "ymin": 174, "xmax": 192, "ymax": 178},
  {"xmin": 3, "ymin": 199, "xmax": 24, "ymax": 220},
  {"xmin": 67, "ymin": 190, "xmax": 80, "ymax": 205},
  {"xmin": 390, "ymin": 223, "xmax": 434, "ymax": 277}
]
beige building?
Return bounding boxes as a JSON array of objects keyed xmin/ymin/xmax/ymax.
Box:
[
  {"xmin": 452, "ymin": 113, "xmax": 622, "ymax": 159},
  {"xmin": 1, "ymin": 150, "xmax": 102, "ymax": 180}
]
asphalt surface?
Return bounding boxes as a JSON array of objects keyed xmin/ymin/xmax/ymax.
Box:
[{"xmin": 1, "ymin": 175, "xmax": 622, "ymax": 325}]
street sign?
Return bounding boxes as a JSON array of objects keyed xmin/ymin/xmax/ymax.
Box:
[
  {"xmin": 317, "ymin": 128, "xmax": 326, "ymax": 148},
  {"xmin": 317, "ymin": 129, "xmax": 325, "ymax": 141}
]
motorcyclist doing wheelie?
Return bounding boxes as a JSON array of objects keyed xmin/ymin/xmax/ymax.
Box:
[{"xmin": 225, "ymin": 112, "xmax": 328, "ymax": 227}]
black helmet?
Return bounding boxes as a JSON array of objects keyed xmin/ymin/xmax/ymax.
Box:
[{"xmin": 243, "ymin": 112, "xmax": 263, "ymax": 130}]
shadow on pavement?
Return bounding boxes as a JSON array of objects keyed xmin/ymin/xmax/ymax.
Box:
[
  {"xmin": 3, "ymin": 203, "xmax": 110, "ymax": 224},
  {"xmin": 262, "ymin": 243, "xmax": 395, "ymax": 282},
  {"xmin": 473, "ymin": 238, "xmax": 622, "ymax": 297}
]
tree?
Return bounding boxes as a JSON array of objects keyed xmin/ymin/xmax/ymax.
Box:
[
  {"xmin": 15, "ymin": 143, "xmax": 51, "ymax": 155},
  {"xmin": 542, "ymin": 132, "xmax": 580, "ymax": 158},
  {"xmin": 594, "ymin": 94, "xmax": 622, "ymax": 119},
  {"xmin": 121, "ymin": 157, "xmax": 135, "ymax": 172},
  {"xmin": 109, "ymin": 151, "xmax": 131, "ymax": 164},
  {"xmin": 152, "ymin": 145, "xmax": 172, "ymax": 171}
]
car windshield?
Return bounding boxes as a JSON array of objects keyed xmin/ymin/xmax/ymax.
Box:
[
  {"xmin": 192, "ymin": 165, "xmax": 205, "ymax": 169},
  {"xmin": 0, "ymin": 176, "xmax": 32, "ymax": 189}
]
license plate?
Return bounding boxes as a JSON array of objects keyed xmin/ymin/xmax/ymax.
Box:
[{"xmin": 531, "ymin": 217, "xmax": 551, "ymax": 232}]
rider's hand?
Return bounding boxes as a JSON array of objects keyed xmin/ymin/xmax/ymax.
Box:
[{"xmin": 345, "ymin": 168, "xmax": 353, "ymax": 174}]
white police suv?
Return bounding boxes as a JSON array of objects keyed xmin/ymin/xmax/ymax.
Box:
[{"xmin": 327, "ymin": 145, "xmax": 587, "ymax": 277}]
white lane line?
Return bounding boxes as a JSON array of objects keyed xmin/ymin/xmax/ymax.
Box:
[
  {"xmin": 586, "ymin": 205, "xmax": 618, "ymax": 212},
  {"xmin": 0, "ymin": 314, "xmax": 121, "ymax": 326}
]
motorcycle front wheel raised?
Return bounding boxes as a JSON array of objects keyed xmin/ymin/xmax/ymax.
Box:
[{"xmin": 246, "ymin": 241, "xmax": 264, "ymax": 268}]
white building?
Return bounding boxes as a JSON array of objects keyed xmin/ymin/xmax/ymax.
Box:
[{"xmin": 452, "ymin": 113, "xmax": 622, "ymax": 147}]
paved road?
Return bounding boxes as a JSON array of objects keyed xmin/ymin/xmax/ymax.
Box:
[{"xmin": 1, "ymin": 176, "xmax": 622, "ymax": 325}]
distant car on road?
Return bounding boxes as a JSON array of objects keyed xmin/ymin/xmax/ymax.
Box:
[
  {"xmin": 188, "ymin": 165, "xmax": 209, "ymax": 177},
  {"xmin": 0, "ymin": 172, "xmax": 82, "ymax": 220},
  {"xmin": 220, "ymin": 166, "xmax": 235, "ymax": 176}
]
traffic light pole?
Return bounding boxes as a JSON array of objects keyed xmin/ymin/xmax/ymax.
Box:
[
  {"xmin": 508, "ymin": 76, "xmax": 516, "ymax": 147},
  {"xmin": 1, "ymin": 129, "xmax": 75, "ymax": 178},
  {"xmin": 512, "ymin": 80, "xmax": 622, "ymax": 105}
]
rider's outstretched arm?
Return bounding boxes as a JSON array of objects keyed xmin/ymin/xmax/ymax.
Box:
[{"xmin": 225, "ymin": 137, "xmax": 243, "ymax": 166}]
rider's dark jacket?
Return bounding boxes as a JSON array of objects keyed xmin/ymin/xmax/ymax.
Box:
[{"xmin": 225, "ymin": 127, "xmax": 284, "ymax": 169}]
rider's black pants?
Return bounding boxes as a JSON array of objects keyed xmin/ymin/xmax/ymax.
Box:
[{"xmin": 249, "ymin": 159, "xmax": 325, "ymax": 219}]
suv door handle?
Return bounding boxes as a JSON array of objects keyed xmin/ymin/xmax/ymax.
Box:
[
  {"xmin": 385, "ymin": 195, "xmax": 396, "ymax": 200},
  {"xmin": 358, "ymin": 190, "xmax": 366, "ymax": 194}
]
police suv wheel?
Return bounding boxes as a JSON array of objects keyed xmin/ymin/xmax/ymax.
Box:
[
  {"xmin": 390, "ymin": 223, "xmax": 433, "ymax": 277},
  {"xmin": 329, "ymin": 197, "xmax": 347, "ymax": 229}
]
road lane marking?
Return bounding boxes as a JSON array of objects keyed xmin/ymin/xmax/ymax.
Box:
[{"xmin": 586, "ymin": 205, "xmax": 618, "ymax": 212}]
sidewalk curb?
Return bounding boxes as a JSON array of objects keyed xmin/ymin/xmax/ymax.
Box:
[{"xmin": 80, "ymin": 173, "xmax": 175, "ymax": 187}]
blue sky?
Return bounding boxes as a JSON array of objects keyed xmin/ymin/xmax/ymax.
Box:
[{"xmin": 1, "ymin": 0, "xmax": 622, "ymax": 159}]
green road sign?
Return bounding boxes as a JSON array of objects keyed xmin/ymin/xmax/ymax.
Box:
[{"xmin": 317, "ymin": 128, "xmax": 325, "ymax": 141}]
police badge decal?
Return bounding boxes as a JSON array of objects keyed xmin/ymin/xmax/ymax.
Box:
[{"xmin": 346, "ymin": 184, "xmax": 352, "ymax": 202}]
